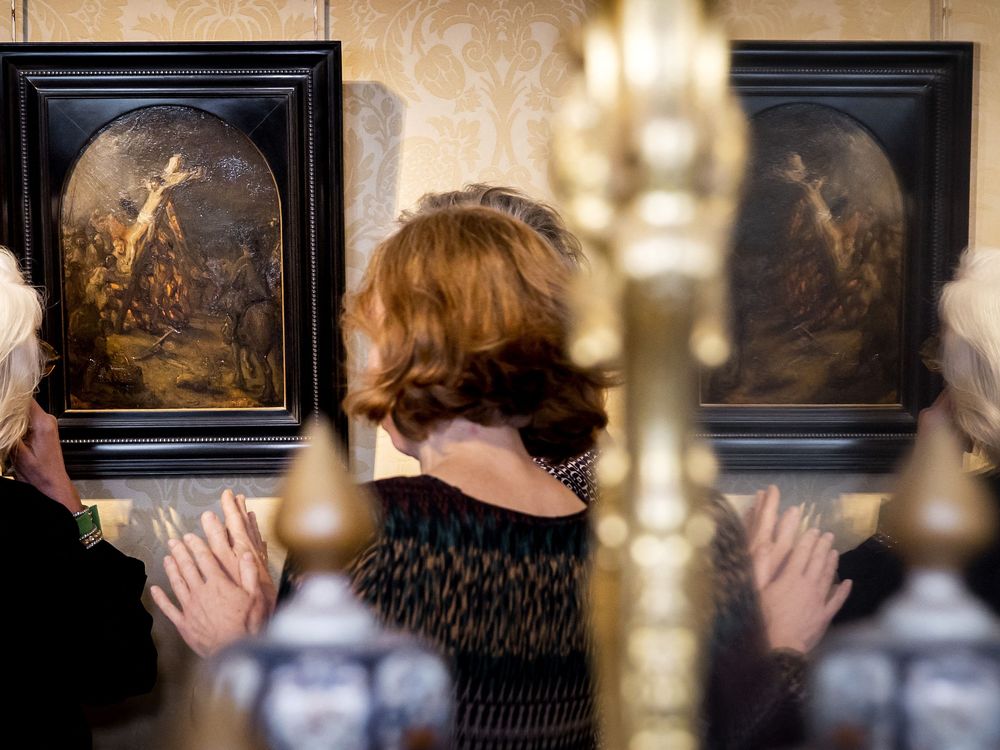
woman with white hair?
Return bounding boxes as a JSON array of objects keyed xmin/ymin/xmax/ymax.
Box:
[
  {"xmin": 0, "ymin": 247, "xmax": 156, "ymax": 748},
  {"xmin": 838, "ymin": 245, "xmax": 1000, "ymax": 621},
  {"xmin": 940, "ymin": 246, "xmax": 1000, "ymax": 469}
]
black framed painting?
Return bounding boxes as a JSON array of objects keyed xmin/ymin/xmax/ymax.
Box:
[
  {"xmin": 699, "ymin": 42, "xmax": 973, "ymax": 471},
  {"xmin": 0, "ymin": 43, "xmax": 346, "ymax": 477}
]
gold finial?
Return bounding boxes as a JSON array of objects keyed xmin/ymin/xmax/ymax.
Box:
[
  {"xmin": 552, "ymin": 1, "xmax": 745, "ymax": 746},
  {"xmin": 177, "ymin": 689, "xmax": 266, "ymax": 750},
  {"xmin": 884, "ymin": 418, "xmax": 996, "ymax": 569},
  {"xmin": 275, "ymin": 417, "xmax": 378, "ymax": 573}
]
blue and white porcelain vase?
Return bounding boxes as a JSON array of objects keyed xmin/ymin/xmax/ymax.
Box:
[{"xmin": 810, "ymin": 422, "xmax": 1000, "ymax": 750}]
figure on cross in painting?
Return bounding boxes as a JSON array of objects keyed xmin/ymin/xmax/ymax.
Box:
[
  {"xmin": 111, "ymin": 154, "xmax": 205, "ymax": 333},
  {"xmin": 60, "ymin": 105, "xmax": 285, "ymax": 411},
  {"xmin": 704, "ymin": 104, "xmax": 905, "ymax": 406}
]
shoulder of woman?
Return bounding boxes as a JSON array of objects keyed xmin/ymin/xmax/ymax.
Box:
[
  {"xmin": 363, "ymin": 475, "xmax": 455, "ymax": 529},
  {"xmin": 0, "ymin": 477, "xmax": 76, "ymax": 530}
]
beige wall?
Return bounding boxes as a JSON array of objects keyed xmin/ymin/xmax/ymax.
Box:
[{"xmin": 7, "ymin": 1, "xmax": 996, "ymax": 747}]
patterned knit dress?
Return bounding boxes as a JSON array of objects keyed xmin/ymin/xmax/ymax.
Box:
[
  {"xmin": 278, "ymin": 459, "xmax": 806, "ymax": 749},
  {"xmin": 349, "ymin": 475, "xmax": 595, "ymax": 750}
]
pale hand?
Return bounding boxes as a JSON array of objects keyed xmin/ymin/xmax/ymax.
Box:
[
  {"xmin": 918, "ymin": 389, "xmax": 956, "ymax": 435},
  {"xmin": 745, "ymin": 484, "xmax": 801, "ymax": 591},
  {"xmin": 151, "ymin": 532, "xmax": 263, "ymax": 657},
  {"xmin": 759, "ymin": 526, "xmax": 852, "ymax": 654},
  {"xmin": 201, "ymin": 489, "xmax": 277, "ymax": 627}
]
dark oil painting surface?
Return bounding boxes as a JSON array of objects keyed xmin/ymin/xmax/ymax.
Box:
[
  {"xmin": 61, "ymin": 105, "xmax": 284, "ymax": 410},
  {"xmin": 704, "ymin": 104, "xmax": 905, "ymax": 406}
]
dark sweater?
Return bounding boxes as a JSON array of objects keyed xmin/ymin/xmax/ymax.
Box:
[
  {"xmin": 2, "ymin": 478, "xmax": 157, "ymax": 749},
  {"xmin": 351, "ymin": 475, "xmax": 596, "ymax": 749},
  {"xmin": 280, "ymin": 476, "xmax": 804, "ymax": 749}
]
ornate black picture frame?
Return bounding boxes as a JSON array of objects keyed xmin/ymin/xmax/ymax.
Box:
[
  {"xmin": 0, "ymin": 43, "xmax": 346, "ymax": 477},
  {"xmin": 700, "ymin": 42, "xmax": 973, "ymax": 472}
]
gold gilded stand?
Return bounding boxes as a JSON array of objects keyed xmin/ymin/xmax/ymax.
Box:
[{"xmin": 552, "ymin": 2, "xmax": 746, "ymax": 747}]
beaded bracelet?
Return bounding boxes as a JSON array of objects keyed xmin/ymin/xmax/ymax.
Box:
[
  {"xmin": 79, "ymin": 526, "xmax": 104, "ymax": 549},
  {"xmin": 73, "ymin": 505, "xmax": 103, "ymax": 548}
]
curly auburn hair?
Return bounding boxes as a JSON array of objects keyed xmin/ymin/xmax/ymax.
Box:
[{"xmin": 344, "ymin": 206, "xmax": 609, "ymax": 461}]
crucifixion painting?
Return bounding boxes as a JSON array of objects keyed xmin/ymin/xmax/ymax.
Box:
[
  {"xmin": 60, "ymin": 105, "xmax": 284, "ymax": 410},
  {"xmin": 703, "ymin": 103, "xmax": 905, "ymax": 407}
]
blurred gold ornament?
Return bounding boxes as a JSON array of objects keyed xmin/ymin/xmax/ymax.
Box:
[
  {"xmin": 275, "ymin": 417, "xmax": 378, "ymax": 573},
  {"xmin": 552, "ymin": 0, "xmax": 745, "ymax": 747},
  {"xmin": 884, "ymin": 418, "xmax": 997, "ymax": 570}
]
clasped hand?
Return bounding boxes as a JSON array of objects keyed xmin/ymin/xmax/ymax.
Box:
[{"xmin": 151, "ymin": 489, "xmax": 277, "ymax": 657}]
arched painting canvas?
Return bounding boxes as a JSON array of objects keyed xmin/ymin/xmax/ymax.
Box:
[
  {"xmin": 704, "ymin": 103, "xmax": 905, "ymax": 406},
  {"xmin": 61, "ymin": 105, "xmax": 285, "ymax": 410}
]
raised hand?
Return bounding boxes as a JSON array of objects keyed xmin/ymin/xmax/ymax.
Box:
[
  {"xmin": 745, "ymin": 485, "xmax": 802, "ymax": 591},
  {"xmin": 151, "ymin": 533, "xmax": 262, "ymax": 657},
  {"xmin": 918, "ymin": 389, "xmax": 957, "ymax": 435},
  {"xmin": 12, "ymin": 399, "xmax": 82, "ymax": 513},
  {"xmin": 759, "ymin": 527, "xmax": 852, "ymax": 654},
  {"xmin": 202, "ymin": 489, "xmax": 277, "ymax": 623}
]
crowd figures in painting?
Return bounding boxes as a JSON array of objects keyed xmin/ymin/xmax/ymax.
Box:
[
  {"xmin": 705, "ymin": 104, "xmax": 905, "ymax": 406},
  {"xmin": 61, "ymin": 105, "xmax": 285, "ymax": 410}
]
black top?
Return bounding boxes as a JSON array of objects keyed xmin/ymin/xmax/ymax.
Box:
[
  {"xmin": 836, "ymin": 471, "xmax": 1000, "ymax": 624},
  {"xmin": 2, "ymin": 478, "xmax": 157, "ymax": 749},
  {"xmin": 351, "ymin": 475, "xmax": 596, "ymax": 750},
  {"xmin": 280, "ymin": 476, "xmax": 804, "ymax": 749}
]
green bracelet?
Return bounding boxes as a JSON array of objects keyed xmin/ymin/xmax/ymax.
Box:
[{"xmin": 73, "ymin": 505, "xmax": 102, "ymax": 539}]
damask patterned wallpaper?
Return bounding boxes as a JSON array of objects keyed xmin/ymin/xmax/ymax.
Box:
[{"xmin": 2, "ymin": 1, "xmax": 995, "ymax": 747}]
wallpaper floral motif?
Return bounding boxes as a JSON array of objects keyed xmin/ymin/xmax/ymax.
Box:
[
  {"xmin": 130, "ymin": 0, "xmax": 313, "ymax": 40},
  {"xmin": 331, "ymin": 0, "xmax": 586, "ymax": 204},
  {"xmin": 720, "ymin": 0, "xmax": 932, "ymax": 40},
  {"xmin": 950, "ymin": 0, "xmax": 1000, "ymax": 245},
  {"xmin": 3, "ymin": 1, "xmax": 998, "ymax": 747},
  {"xmin": 19, "ymin": 0, "xmax": 124, "ymax": 40},
  {"xmin": 341, "ymin": 81, "xmax": 406, "ymax": 480}
]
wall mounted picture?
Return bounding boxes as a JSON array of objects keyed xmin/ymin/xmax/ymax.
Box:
[
  {"xmin": 63, "ymin": 106, "xmax": 285, "ymax": 410},
  {"xmin": 0, "ymin": 43, "xmax": 346, "ymax": 476},
  {"xmin": 705, "ymin": 103, "xmax": 905, "ymax": 408},
  {"xmin": 700, "ymin": 42, "xmax": 973, "ymax": 471}
]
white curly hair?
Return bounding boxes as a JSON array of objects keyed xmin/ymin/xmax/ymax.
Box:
[
  {"xmin": 0, "ymin": 247, "xmax": 43, "ymax": 468},
  {"xmin": 940, "ymin": 245, "xmax": 1000, "ymax": 467}
]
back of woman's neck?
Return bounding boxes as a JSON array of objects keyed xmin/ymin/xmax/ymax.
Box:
[
  {"xmin": 415, "ymin": 419, "xmax": 528, "ymax": 474},
  {"xmin": 414, "ymin": 419, "xmax": 585, "ymax": 517}
]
